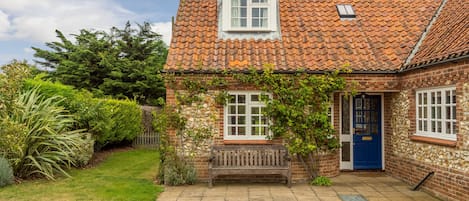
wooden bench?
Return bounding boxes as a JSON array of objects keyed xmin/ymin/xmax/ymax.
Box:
[{"xmin": 208, "ymin": 145, "xmax": 292, "ymax": 188}]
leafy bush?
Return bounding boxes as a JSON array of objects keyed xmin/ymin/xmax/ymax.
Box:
[
  {"xmin": 101, "ymin": 99, "xmax": 142, "ymax": 146},
  {"xmin": 311, "ymin": 176, "xmax": 332, "ymax": 186},
  {"xmin": 24, "ymin": 78, "xmax": 142, "ymax": 150},
  {"xmin": 0, "ymin": 157, "xmax": 14, "ymax": 187},
  {"xmin": 0, "ymin": 89, "xmax": 90, "ymax": 179},
  {"xmin": 161, "ymin": 152, "xmax": 197, "ymax": 186}
]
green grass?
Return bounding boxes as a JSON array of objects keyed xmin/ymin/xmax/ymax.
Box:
[{"xmin": 0, "ymin": 149, "xmax": 163, "ymax": 201}]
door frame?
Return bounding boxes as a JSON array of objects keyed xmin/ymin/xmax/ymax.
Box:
[{"xmin": 339, "ymin": 93, "xmax": 385, "ymax": 170}]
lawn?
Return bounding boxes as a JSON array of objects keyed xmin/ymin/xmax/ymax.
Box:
[{"xmin": 0, "ymin": 148, "xmax": 163, "ymax": 201}]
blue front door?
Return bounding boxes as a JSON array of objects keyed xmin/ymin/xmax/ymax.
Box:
[{"xmin": 353, "ymin": 95, "xmax": 382, "ymax": 169}]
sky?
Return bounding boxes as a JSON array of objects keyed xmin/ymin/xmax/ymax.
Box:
[{"xmin": 0, "ymin": 0, "xmax": 179, "ymax": 66}]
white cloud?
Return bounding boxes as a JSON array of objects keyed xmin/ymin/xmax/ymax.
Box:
[
  {"xmin": 0, "ymin": 10, "xmax": 10, "ymax": 38},
  {"xmin": 151, "ymin": 21, "xmax": 172, "ymax": 46},
  {"xmin": 0, "ymin": 0, "xmax": 135, "ymax": 42}
]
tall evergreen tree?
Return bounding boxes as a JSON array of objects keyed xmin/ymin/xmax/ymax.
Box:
[{"xmin": 33, "ymin": 22, "xmax": 168, "ymax": 105}]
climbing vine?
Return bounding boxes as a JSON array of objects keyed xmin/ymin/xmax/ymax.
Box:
[
  {"xmin": 156, "ymin": 66, "xmax": 355, "ymax": 184},
  {"xmin": 236, "ymin": 66, "xmax": 354, "ymax": 178}
]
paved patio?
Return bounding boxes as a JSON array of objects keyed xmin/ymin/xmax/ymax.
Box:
[{"xmin": 156, "ymin": 172, "xmax": 440, "ymax": 201}]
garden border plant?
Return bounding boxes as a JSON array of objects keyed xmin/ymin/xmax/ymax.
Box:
[{"xmin": 158, "ymin": 64, "xmax": 355, "ymax": 184}]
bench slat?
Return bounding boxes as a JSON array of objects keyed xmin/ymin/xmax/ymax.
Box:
[{"xmin": 208, "ymin": 145, "xmax": 292, "ymax": 188}]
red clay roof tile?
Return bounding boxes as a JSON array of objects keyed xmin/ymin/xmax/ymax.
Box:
[
  {"xmin": 404, "ymin": 0, "xmax": 469, "ymax": 70},
  {"xmin": 166, "ymin": 0, "xmax": 442, "ymax": 72}
]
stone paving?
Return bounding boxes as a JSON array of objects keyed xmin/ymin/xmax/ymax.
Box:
[{"xmin": 156, "ymin": 172, "xmax": 441, "ymax": 201}]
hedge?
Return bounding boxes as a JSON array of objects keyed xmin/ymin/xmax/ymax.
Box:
[{"xmin": 24, "ymin": 78, "xmax": 142, "ymax": 149}]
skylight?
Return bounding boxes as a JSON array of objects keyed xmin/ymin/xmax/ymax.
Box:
[{"xmin": 336, "ymin": 4, "xmax": 356, "ymax": 19}]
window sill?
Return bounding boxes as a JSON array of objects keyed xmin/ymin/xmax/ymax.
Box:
[
  {"xmin": 410, "ymin": 135, "xmax": 457, "ymax": 147},
  {"xmin": 223, "ymin": 140, "xmax": 273, "ymax": 145}
]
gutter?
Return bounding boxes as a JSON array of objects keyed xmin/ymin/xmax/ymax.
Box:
[{"xmin": 400, "ymin": 54, "xmax": 469, "ymax": 73}]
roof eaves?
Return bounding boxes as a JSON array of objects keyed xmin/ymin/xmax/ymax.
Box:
[
  {"xmin": 163, "ymin": 69, "xmax": 399, "ymax": 75},
  {"xmin": 400, "ymin": 52, "xmax": 469, "ymax": 73}
]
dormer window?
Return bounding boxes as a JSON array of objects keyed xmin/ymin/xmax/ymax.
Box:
[
  {"xmin": 336, "ymin": 4, "xmax": 356, "ymax": 19},
  {"xmin": 222, "ymin": 0, "xmax": 278, "ymax": 32}
]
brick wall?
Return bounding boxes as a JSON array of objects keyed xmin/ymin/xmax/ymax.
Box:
[
  {"xmin": 165, "ymin": 74, "xmax": 342, "ymax": 182},
  {"xmin": 386, "ymin": 59, "xmax": 469, "ymax": 201}
]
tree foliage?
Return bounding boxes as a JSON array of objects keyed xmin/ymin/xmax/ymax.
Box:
[{"xmin": 33, "ymin": 22, "xmax": 168, "ymax": 105}]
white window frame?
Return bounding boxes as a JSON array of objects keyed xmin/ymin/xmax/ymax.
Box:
[
  {"xmin": 222, "ymin": 0, "xmax": 278, "ymax": 32},
  {"xmin": 224, "ymin": 91, "xmax": 271, "ymax": 140},
  {"xmin": 415, "ymin": 86, "xmax": 457, "ymax": 141}
]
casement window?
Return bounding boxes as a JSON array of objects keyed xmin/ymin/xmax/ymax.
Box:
[
  {"xmin": 416, "ymin": 87, "xmax": 457, "ymax": 140},
  {"xmin": 224, "ymin": 92, "xmax": 271, "ymax": 140},
  {"xmin": 222, "ymin": 0, "xmax": 278, "ymax": 31}
]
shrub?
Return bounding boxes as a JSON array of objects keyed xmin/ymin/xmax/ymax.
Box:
[
  {"xmin": 0, "ymin": 157, "xmax": 14, "ymax": 187},
  {"xmin": 24, "ymin": 78, "xmax": 142, "ymax": 150},
  {"xmin": 100, "ymin": 99, "xmax": 142, "ymax": 146},
  {"xmin": 160, "ymin": 149, "xmax": 197, "ymax": 186},
  {"xmin": 311, "ymin": 176, "xmax": 332, "ymax": 186},
  {"xmin": 0, "ymin": 89, "xmax": 90, "ymax": 179}
]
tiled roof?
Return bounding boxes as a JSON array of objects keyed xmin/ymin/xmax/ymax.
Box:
[
  {"xmin": 165, "ymin": 0, "xmax": 442, "ymax": 72},
  {"xmin": 403, "ymin": 0, "xmax": 469, "ymax": 70}
]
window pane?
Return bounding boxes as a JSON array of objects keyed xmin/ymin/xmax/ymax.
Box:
[
  {"xmin": 431, "ymin": 107, "xmax": 435, "ymax": 119},
  {"xmin": 445, "ymin": 91, "xmax": 451, "ymax": 104},
  {"xmin": 252, "ymin": 116, "xmax": 260, "ymax": 125},
  {"xmin": 341, "ymin": 142, "xmax": 350, "ymax": 162},
  {"xmin": 446, "ymin": 122, "xmax": 451, "ymax": 134},
  {"xmin": 252, "ymin": 127, "xmax": 259, "ymax": 135},
  {"xmin": 260, "ymin": 19, "xmax": 268, "ymax": 27},
  {"xmin": 452, "ymin": 106, "xmax": 456, "ymax": 119},
  {"xmin": 418, "ymin": 120, "xmax": 422, "ymax": 131},
  {"xmin": 437, "ymin": 121, "xmax": 442, "ymax": 133},
  {"xmin": 252, "ymin": 19, "xmax": 259, "ymax": 27},
  {"xmin": 240, "ymin": 19, "xmax": 247, "ymax": 27},
  {"xmin": 431, "ymin": 121, "xmax": 436, "ymax": 132},
  {"xmin": 431, "ymin": 92, "xmax": 435, "ymax": 104},
  {"xmin": 261, "ymin": 127, "xmax": 268, "ymax": 136},
  {"xmin": 240, "ymin": 8, "xmax": 247, "ymax": 17},
  {"xmin": 229, "ymin": 105, "xmax": 236, "ymax": 114},
  {"xmin": 261, "ymin": 117, "xmax": 267, "ymax": 125},
  {"xmin": 260, "ymin": 8, "xmax": 268, "ymax": 17},
  {"xmin": 252, "ymin": 8, "xmax": 259, "ymax": 17},
  {"xmin": 240, "ymin": 0, "xmax": 247, "ymax": 6},
  {"xmin": 423, "ymin": 121, "xmax": 428, "ymax": 131},
  {"xmin": 342, "ymin": 96, "xmax": 350, "ymax": 135},
  {"xmin": 437, "ymin": 107, "xmax": 441, "ymax": 119},
  {"xmin": 238, "ymin": 127, "xmax": 246, "ymax": 135},
  {"xmin": 251, "ymin": 94, "xmax": 259, "ymax": 102},
  {"xmin": 228, "ymin": 126, "xmax": 236, "ymax": 135},
  {"xmin": 418, "ymin": 107, "xmax": 422, "ymax": 118},
  {"xmin": 252, "ymin": 107, "xmax": 259, "ymax": 114},
  {"xmin": 418, "ymin": 93, "xmax": 422, "ymax": 105},
  {"xmin": 238, "ymin": 116, "xmax": 245, "ymax": 125},
  {"xmin": 230, "ymin": 116, "xmax": 236, "ymax": 124},
  {"xmin": 423, "ymin": 108, "xmax": 427, "ymax": 118},
  {"xmin": 446, "ymin": 106, "xmax": 451, "ymax": 120},
  {"xmin": 423, "ymin": 94, "xmax": 427, "ymax": 104},
  {"xmin": 238, "ymin": 105, "xmax": 246, "ymax": 114},
  {"xmin": 437, "ymin": 92, "xmax": 441, "ymax": 104},
  {"xmin": 229, "ymin": 95, "xmax": 236, "ymax": 103},
  {"xmin": 452, "ymin": 90, "xmax": 456, "ymax": 103}
]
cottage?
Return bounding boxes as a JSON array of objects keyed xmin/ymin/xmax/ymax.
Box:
[{"xmin": 164, "ymin": 0, "xmax": 468, "ymax": 200}]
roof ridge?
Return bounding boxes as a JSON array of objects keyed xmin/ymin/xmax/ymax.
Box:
[{"xmin": 402, "ymin": 0, "xmax": 448, "ymax": 69}]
